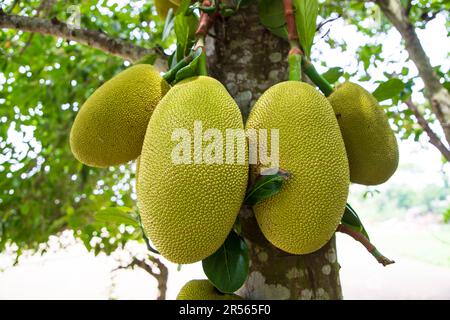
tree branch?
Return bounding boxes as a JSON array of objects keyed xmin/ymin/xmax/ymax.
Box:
[
  {"xmin": 114, "ymin": 255, "xmax": 169, "ymax": 300},
  {"xmin": 336, "ymin": 224, "xmax": 395, "ymax": 267},
  {"xmin": 0, "ymin": 10, "xmax": 167, "ymax": 68},
  {"xmin": 374, "ymin": 0, "xmax": 450, "ymax": 145},
  {"xmin": 405, "ymin": 99, "xmax": 450, "ymax": 161}
]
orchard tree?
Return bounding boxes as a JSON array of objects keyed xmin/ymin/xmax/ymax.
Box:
[{"xmin": 0, "ymin": 0, "xmax": 448, "ymax": 300}]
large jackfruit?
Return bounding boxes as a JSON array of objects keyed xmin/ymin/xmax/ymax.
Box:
[
  {"xmin": 137, "ymin": 76, "xmax": 248, "ymax": 264},
  {"xmin": 328, "ymin": 82, "xmax": 399, "ymax": 185},
  {"xmin": 154, "ymin": 0, "xmax": 179, "ymax": 19},
  {"xmin": 246, "ymin": 81, "xmax": 349, "ymax": 255},
  {"xmin": 70, "ymin": 64, "xmax": 170, "ymax": 168},
  {"xmin": 177, "ymin": 280, "xmax": 243, "ymax": 300}
]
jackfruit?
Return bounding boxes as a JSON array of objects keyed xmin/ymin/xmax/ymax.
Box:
[
  {"xmin": 328, "ymin": 82, "xmax": 399, "ymax": 185},
  {"xmin": 177, "ymin": 280, "xmax": 243, "ymax": 300},
  {"xmin": 70, "ymin": 64, "xmax": 170, "ymax": 168},
  {"xmin": 246, "ymin": 81, "xmax": 349, "ymax": 255},
  {"xmin": 135, "ymin": 156, "xmax": 141, "ymax": 194},
  {"xmin": 154, "ymin": 0, "xmax": 179, "ymax": 19},
  {"xmin": 137, "ymin": 76, "xmax": 248, "ymax": 264}
]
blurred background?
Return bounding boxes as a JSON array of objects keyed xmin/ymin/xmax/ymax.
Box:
[{"xmin": 0, "ymin": 0, "xmax": 449, "ymax": 299}]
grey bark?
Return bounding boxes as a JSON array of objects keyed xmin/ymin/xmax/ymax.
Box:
[
  {"xmin": 376, "ymin": 0, "xmax": 450, "ymax": 146},
  {"xmin": 208, "ymin": 5, "xmax": 343, "ymax": 300},
  {"xmin": 0, "ymin": 10, "xmax": 166, "ymax": 68}
]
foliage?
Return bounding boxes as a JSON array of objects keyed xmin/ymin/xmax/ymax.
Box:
[
  {"xmin": 319, "ymin": 0, "xmax": 449, "ymax": 145},
  {"xmin": 0, "ymin": 0, "xmax": 169, "ymax": 260}
]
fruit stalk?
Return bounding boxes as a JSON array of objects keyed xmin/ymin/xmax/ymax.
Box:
[
  {"xmin": 162, "ymin": 50, "xmax": 199, "ymax": 83},
  {"xmin": 282, "ymin": 0, "xmax": 334, "ymax": 95},
  {"xmin": 302, "ymin": 57, "xmax": 334, "ymax": 97},
  {"xmin": 194, "ymin": 0, "xmax": 216, "ymax": 76},
  {"xmin": 336, "ymin": 224, "xmax": 395, "ymax": 267},
  {"xmin": 283, "ymin": 0, "xmax": 302, "ymax": 81}
]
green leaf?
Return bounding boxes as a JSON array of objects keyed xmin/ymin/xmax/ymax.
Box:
[
  {"xmin": 443, "ymin": 208, "xmax": 450, "ymax": 224},
  {"xmin": 202, "ymin": 231, "xmax": 249, "ymax": 293},
  {"xmin": 322, "ymin": 67, "xmax": 344, "ymax": 84},
  {"xmin": 258, "ymin": 0, "xmax": 286, "ymax": 29},
  {"xmin": 134, "ymin": 54, "xmax": 158, "ymax": 65},
  {"xmin": 244, "ymin": 170, "xmax": 290, "ymax": 206},
  {"xmin": 174, "ymin": 0, "xmax": 198, "ymax": 60},
  {"xmin": 95, "ymin": 207, "xmax": 139, "ymax": 227},
  {"xmin": 341, "ymin": 203, "xmax": 370, "ymax": 240},
  {"xmin": 372, "ymin": 78, "xmax": 405, "ymax": 102},
  {"xmin": 267, "ymin": 25, "xmax": 288, "ymax": 39},
  {"xmin": 443, "ymin": 81, "xmax": 450, "ymax": 92},
  {"xmin": 293, "ymin": 0, "xmax": 319, "ymax": 57},
  {"xmin": 162, "ymin": 8, "xmax": 175, "ymax": 41}
]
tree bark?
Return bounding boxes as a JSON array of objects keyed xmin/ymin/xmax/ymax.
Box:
[
  {"xmin": 208, "ymin": 5, "xmax": 343, "ymax": 300},
  {"xmin": 375, "ymin": 0, "xmax": 450, "ymax": 145},
  {"xmin": 0, "ymin": 10, "xmax": 166, "ymax": 68}
]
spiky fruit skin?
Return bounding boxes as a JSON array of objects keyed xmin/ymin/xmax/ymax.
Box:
[
  {"xmin": 246, "ymin": 81, "xmax": 349, "ymax": 255},
  {"xmin": 328, "ymin": 82, "xmax": 399, "ymax": 185},
  {"xmin": 70, "ymin": 64, "xmax": 170, "ymax": 168},
  {"xmin": 154, "ymin": 0, "xmax": 179, "ymax": 19},
  {"xmin": 138, "ymin": 76, "xmax": 248, "ymax": 264},
  {"xmin": 177, "ymin": 280, "xmax": 242, "ymax": 300},
  {"xmin": 135, "ymin": 156, "xmax": 141, "ymax": 195}
]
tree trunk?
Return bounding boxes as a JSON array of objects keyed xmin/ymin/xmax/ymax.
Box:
[{"xmin": 208, "ymin": 4, "xmax": 343, "ymax": 300}]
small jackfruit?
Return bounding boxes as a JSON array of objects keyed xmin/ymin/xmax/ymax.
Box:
[
  {"xmin": 328, "ymin": 82, "xmax": 399, "ymax": 185},
  {"xmin": 154, "ymin": 0, "xmax": 179, "ymax": 19},
  {"xmin": 138, "ymin": 76, "xmax": 248, "ymax": 264},
  {"xmin": 246, "ymin": 81, "xmax": 349, "ymax": 255},
  {"xmin": 177, "ymin": 280, "xmax": 242, "ymax": 300},
  {"xmin": 70, "ymin": 64, "xmax": 170, "ymax": 168}
]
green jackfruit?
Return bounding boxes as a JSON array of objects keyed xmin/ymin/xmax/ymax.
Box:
[
  {"xmin": 177, "ymin": 280, "xmax": 242, "ymax": 300},
  {"xmin": 246, "ymin": 81, "xmax": 349, "ymax": 255},
  {"xmin": 155, "ymin": 0, "xmax": 179, "ymax": 19},
  {"xmin": 70, "ymin": 64, "xmax": 170, "ymax": 168},
  {"xmin": 328, "ymin": 82, "xmax": 399, "ymax": 185},
  {"xmin": 137, "ymin": 76, "xmax": 248, "ymax": 264}
]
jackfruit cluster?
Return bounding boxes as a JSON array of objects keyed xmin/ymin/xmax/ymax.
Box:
[{"xmin": 70, "ymin": 57, "xmax": 398, "ymax": 296}]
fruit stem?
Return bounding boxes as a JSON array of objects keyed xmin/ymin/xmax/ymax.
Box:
[
  {"xmin": 194, "ymin": 36, "xmax": 208, "ymax": 76},
  {"xmin": 282, "ymin": 0, "xmax": 335, "ymax": 95},
  {"xmin": 193, "ymin": 0, "xmax": 217, "ymax": 76},
  {"xmin": 162, "ymin": 50, "xmax": 198, "ymax": 83},
  {"xmin": 336, "ymin": 224, "xmax": 395, "ymax": 267},
  {"xmin": 283, "ymin": 0, "xmax": 303, "ymax": 82},
  {"xmin": 302, "ymin": 57, "xmax": 334, "ymax": 96}
]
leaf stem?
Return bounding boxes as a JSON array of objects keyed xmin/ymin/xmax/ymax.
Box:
[
  {"xmin": 336, "ymin": 224, "xmax": 395, "ymax": 267},
  {"xmin": 302, "ymin": 57, "xmax": 334, "ymax": 96}
]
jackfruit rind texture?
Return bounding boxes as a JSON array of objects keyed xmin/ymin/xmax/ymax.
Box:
[
  {"xmin": 177, "ymin": 280, "xmax": 243, "ymax": 300},
  {"xmin": 138, "ymin": 76, "xmax": 248, "ymax": 264},
  {"xmin": 328, "ymin": 82, "xmax": 399, "ymax": 185},
  {"xmin": 246, "ymin": 81, "xmax": 350, "ymax": 255},
  {"xmin": 154, "ymin": 0, "xmax": 179, "ymax": 19},
  {"xmin": 70, "ymin": 64, "xmax": 170, "ymax": 168}
]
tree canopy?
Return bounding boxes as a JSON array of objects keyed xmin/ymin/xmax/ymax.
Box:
[{"xmin": 0, "ymin": 0, "xmax": 448, "ymax": 285}]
